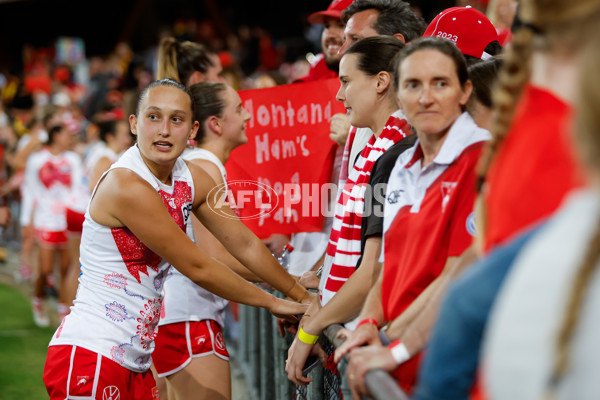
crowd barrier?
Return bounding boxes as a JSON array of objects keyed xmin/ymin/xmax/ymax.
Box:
[{"xmin": 231, "ymin": 289, "xmax": 409, "ymax": 400}]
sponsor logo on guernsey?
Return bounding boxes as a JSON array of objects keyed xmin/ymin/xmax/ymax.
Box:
[
  {"xmin": 103, "ymin": 385, "xmax": 120, "ymax": 400},
  {"xmin": 182, "ymin": 202, "xmax": 193, "ymax": 224},
  {"xmin": 387, "ymin": 189, "xmax": 403, "ymax": 204},
  {"xmin": 466, "ymin": 212, "xmax": 477, "ymax": 236},
  {"xmin": 441, "ymin": 182, "xmax": 457, "ymax": 213}
]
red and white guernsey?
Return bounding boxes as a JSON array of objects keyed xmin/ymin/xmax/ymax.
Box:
[
  {"xmin": 319, "ymin": 110, "xmax": 412, "ymax": 323},
  {"xmin": 25, "ymin": 147, "xmax": 83, "ymax": 231},
  {"xmin": 49, "ymin": 145, "xmax": 195, "ymax": 373},
  {"xmin": 159, "ymin": 147, "xmax": 228, "ymax": 327}
]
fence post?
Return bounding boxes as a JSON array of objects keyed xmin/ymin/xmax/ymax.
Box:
[
  {"xmin": 307, "ymin": 364, "xmax": 324, "ymax": 400},
  {"xmin": 272, "ymin": 291, "xmax": 296, "ymax": 399},
  {"xmin": 247, "ymin": 305, "xmax": 261, "ymax": 396},
  {"xmin": 259, "ymin": 304, "xmax": 275, "ymax": 399},
  {"xmin": 238, "ymin": 304, "xmax": 248, "ymax": 366}
]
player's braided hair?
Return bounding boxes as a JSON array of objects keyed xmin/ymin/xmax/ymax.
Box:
[{"xmin": 544, "ymin": 28, "xmax": 600, "ymax": 398}]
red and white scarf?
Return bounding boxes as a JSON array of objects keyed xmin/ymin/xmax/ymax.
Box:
[{"xmin": 320, "ymin": 110, "xmax": 412, "ymax": 304}]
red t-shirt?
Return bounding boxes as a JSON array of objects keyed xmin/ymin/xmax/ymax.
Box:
[
  {"xmin": 483, "ymin": 84, "xmax": 585, "ymax": 252},
  {"xmin": 293, "ymin": 53, "xmax": 338, "ymax": 83}
]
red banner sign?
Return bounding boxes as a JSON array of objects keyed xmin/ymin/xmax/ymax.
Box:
[{"xmin": 225, "ymin": 78, "xmax": 345, "ymax": 238}]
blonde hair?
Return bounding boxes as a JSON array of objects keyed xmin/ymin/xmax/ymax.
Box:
[
  {"xmin": 545, "ymin": 31, "xmax": 600, "ymax": 396},
  {"xmin": 156, "ymin": 37, "xmax": 215, "ymax": 86}
]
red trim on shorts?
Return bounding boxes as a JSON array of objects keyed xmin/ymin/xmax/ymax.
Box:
[{"xmin": 152, "ymin": 319, "xmax": 230, "ymax": 377}]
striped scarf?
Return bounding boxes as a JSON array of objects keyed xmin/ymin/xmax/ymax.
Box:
[{"xmin": 322, "ymin": 110, "xmax": 412, "ymax": 297}]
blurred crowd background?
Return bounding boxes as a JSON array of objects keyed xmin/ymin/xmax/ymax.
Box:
[{"xmin": 0, "ymin": 0, "xmax": 467, "ymax": 229}]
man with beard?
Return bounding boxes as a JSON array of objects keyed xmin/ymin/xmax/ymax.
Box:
[
  {"xmin": 295, "ymin": 0, "xmax": 352, "ymax": 83},
  {"xmin": 262, "ymin": 0, "xmax": 353, "ymax": 268}
]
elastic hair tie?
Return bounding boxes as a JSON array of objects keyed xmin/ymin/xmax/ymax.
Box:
[{"xmin": 521, "ymin": 22, "xmax": 543, "ymax": 35}]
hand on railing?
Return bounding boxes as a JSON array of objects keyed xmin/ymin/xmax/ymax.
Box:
[
  {"xmin": 276, "ymin": 291, "xmax": 319, "ymax": 337},
  {"xmin": 276, "ymin": 317, "xmax": 298, "ymax": 337},
  {"xmin": 299, "ymin": 270, "xmax": 320, "ymax": 289},
  {"xmin": 324, "ymin": 324, "xmax": 410, "ymax": 400},
  {"xmin": 269, "ymin": 297, "xmax": 308, "ymax": 322},
  {"xmin": 285, "ymin": 333, "xmax": 327, "ymax": 385},
  {"xmin": 333, "ymin": 322, "xmax": 381, "ymax": 363},
  {"xmin": 346, "ymin": 344, "xmax": 400, "ymax": 400}
]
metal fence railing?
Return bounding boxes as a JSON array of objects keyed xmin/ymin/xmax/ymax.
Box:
[{"xmin": 229, "ymin": 289, "xmax": 409, "ymax": 400}]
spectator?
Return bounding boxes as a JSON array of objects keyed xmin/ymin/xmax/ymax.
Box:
[
  {"xmin": 335, "ymin": 37, "xmax": 490, "ymax": 397},
  {"xmin": 252, "ymin": 70, "xmax": 288, "ymax": 88},
  {"xmin": 486, "ymin": 0, "xmax": 518, "ymax": 46},
  {"xmin": 339, "ymin": 0, "xmax": 426, "ymax": 53},
  {"xmin": 267, "ymin": 0, "xmax": 353, "ymax": 286},
  {"xmin": 423, "ymin": 6, "xmax": 503, "ymax": 66},
  {"xmin": 410, "ymin": 0, "xmax": 596, "ymax": 397},
  {"xmin": 286, "ymin": 36, "xmax": 411, "ymax": 392},
  {"xmin": 337, "ymin": 0, "xmax": 426, "ymax": 190},
  {"xmin": 296, "ymin": 0, "xmax": 353, "ymax": 83},
  {"xmin": 466, "ymin": 56, "xmax": 503, "ymax": 130},
  {"xmin": 296, "ymin": 0, "xmax": 427, "ymax": 289},
  {"xmin": 482, "ymin": 27, "xmax": 600, "ymax": 400}
]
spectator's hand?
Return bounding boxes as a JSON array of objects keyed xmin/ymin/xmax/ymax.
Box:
[
  {"xmin": 329, "ymin": 113, "xmax": 351, "ymax": 147},
  {"xmin": 286, "ymin": 335, "xmax": 327, "ymax": 385},
  {"xmin": 262, "ymin": 233, "xmax": 291, "ymax": 257},
  {"xmin": 286, "ymin": 335, "xmax": 315, "ymax": 385},
  {"xmin": 300, "ymin": 290, "xmax": 318, "ymax": 305},
  {"xmin": 269, "ymin": 297, "xmax": 308, "ymax": 322},
  {"xmin": 334, "ymin": 323, "xmax": 381, "ymax": 363},
  {"xmin": 346, "ymin": 344, "xmax": 398, "ymax": 400},
  {"xmin": 299, "ymin": 270, "xmax": 320, "ymax": 289},
  {"xmin": 276, "ymin": 317, "xmax": 298, "ymax": 337}
]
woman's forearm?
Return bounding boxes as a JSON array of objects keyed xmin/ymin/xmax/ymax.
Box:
[{"xmin": 304, "ymin": 237, "xmax": 383, "ymax": 333}]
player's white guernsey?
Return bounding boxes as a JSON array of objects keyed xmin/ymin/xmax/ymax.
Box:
[
  {"xmin": 25, "ymin": 147, "xmax": 83, "ymax": 231},
  {"xmin": 49, "ymin": 145, "xmax": 195, "ymax": 373},
  {"xmin": 159, "ymin": 147, "xmax": 228, "ymax": 327}
]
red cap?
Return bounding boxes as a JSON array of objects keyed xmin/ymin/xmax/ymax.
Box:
[
  {"xmin": 307, "ymin": 0, "xmax": 353, "ymax": 25},
  {"xmin": 423, "ymin": 6, "xmax": 499, "ymax": 59}
]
